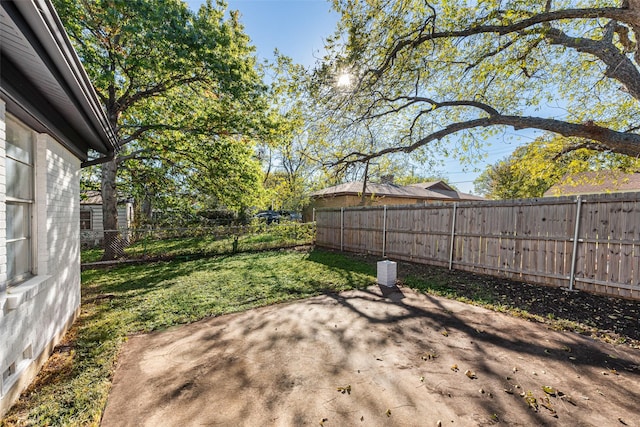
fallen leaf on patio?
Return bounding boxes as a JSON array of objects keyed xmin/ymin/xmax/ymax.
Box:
[
  {"xmin": 619, "ymin": 417, "xmax": 627, "ymax": 425},
  {"xmin": 420, "ymin": 376, "xmax": 425, "ymax": 382},
  {"xmin": 512, "ymin": 367, "xmax": 518, "ymax": 373},
  {"xmin": 320, "ymin": 417, "xmax": 328, "ymax": 426},
  {"xmin": 386, "ymin": 409, "xmax": 391, "ymax": 417},
  {"xmin": 562, "ymin": 346, "xmax": 571, "ymax": 353},
  {"xmin": 540, "ymin": 396, "xmax": 556, "ymax": 416},
  {"xmin": 337, "ymin": 385, "xmax": 351, "ymax": 395},
  {"xmin": 421, "ymin": 352, "xmax": 438, "ymax": 360},
  {"xmin": 360, "ymin": 415, "xmax": 364, "ymax": 422},
  {"xmin": 441, "ymin": 330, "xmax": 449, "ymax": 337},
  {"xmin": 504, "ymin": 388, "xmax": 514, "ymax": 394},
  {"xmin": 524, "ymin": 391, "xmax": 538, "ymax": 411},
  {"xmin": 465, "ymin": 369, "xmax": 477, "ymax": 379},
  {"xmin": 451, "ymin": 364, "xmax": 459, "ymax": 372},
  {"xmin": 542, "ymin": 386, "xmax": 556, "ymax": 396}
]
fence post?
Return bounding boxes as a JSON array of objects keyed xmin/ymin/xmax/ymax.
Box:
[
  {"xmin": 449, "ymin": 203, "xmax": 458, "ymax": 270},
  {"xmin": 312, "ymin": 208, "xmax": 316, "ymax": 223},
  {"xmin": 569, "ymin": 195, "xmax": 583, "ymax": 291},
  {"xmin": 143, "ymin": 227, "xmax": 150, "ymax": 257},
  {"xmin": 340, "ymin": 207, "xmax": 344, "ymax": 252},
  {"xmin": 382, "ymin": 205, "xmax": 387, "ymax": 257}
]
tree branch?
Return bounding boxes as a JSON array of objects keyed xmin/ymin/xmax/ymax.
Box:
[
  {"xmin": 544, "ymin": 25, "xmax": 640, "ymax": 99},
  {"xmin": 334, "ymin": 113, "xmax": 640, "ymax": 166},
  {"xmin": 118, "ymin": 124, "xmax": 188, "ymax": 145},
  {"xmin": 116, "ymin": 75, "xmax": 205, "ymax": 113},
  {"xmin": 369, "ymin": 7, "xmax": 629, "ymax": 79},
  {"xmin": 115, "ymin": 148, "xmax": 152, "ymax": 164},
  {"xmin": 361, "ymin": 96, "xmax": 500, "ymax": 122},
  {"xmin": 552, "ymin": 142, "xmax": 609, "ymax": 160}
]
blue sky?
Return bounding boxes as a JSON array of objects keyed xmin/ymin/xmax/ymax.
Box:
[
  {"xmin": 187, "ymin": 0, "xmax": 338, "ymax": 67},
  {"xmin": 185, "ymin": 0, "xmax": 528, "ymax": 193}
]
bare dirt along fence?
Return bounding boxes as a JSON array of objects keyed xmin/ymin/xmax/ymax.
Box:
[{"xmin": 315, "ymin": 192, "xmax": 640, "ymax": 300}]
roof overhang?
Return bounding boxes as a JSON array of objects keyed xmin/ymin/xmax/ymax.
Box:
[{"xmin": 1, "ymin": 0, "xmax": 118, "ymax": 160}]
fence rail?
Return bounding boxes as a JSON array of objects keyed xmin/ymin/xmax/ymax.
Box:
[{"xmin": 315, "ymin": 192, "xmax": 640, "ymax": 300}]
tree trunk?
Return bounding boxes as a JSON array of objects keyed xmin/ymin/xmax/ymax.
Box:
[
  {"xmin": 142, "ymin": 194, "xmax": 153, "ymax": 225},
  {"xmin": 360, "ymin": 160, "xmax": 370, "ymax": 206},
  {"xmin": 101, "ymin": 157, "xmax": 123, "ymax": 260}
]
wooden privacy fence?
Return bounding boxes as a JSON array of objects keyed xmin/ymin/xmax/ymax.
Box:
[{"xmin": 315, "ymin": 192, "xmax": 640, "ymax": 300}]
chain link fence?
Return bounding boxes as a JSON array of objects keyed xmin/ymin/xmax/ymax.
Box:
[{"xmin": 81, "ymin": 222, "xmax": 316, "ymax": 263}]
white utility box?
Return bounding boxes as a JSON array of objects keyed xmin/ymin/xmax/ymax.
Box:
[{"xmin": 377, "ymin": 260, "xmax": 397, "ymax": 287}]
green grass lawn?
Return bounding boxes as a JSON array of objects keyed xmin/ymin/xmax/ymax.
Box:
[
  {"xmin": 81, "ymin": 223, "xmax": 315, "ymax": 263},
  {"xmin": 1, "ymin": 249, "xmax": 374, "ymax": 426}
]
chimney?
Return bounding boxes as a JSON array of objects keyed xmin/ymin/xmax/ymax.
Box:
[{"xmin": 380, "ymin": 174, "xmax": 394, "ymax": 185}]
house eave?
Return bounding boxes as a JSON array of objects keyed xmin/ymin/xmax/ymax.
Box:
[{"xmin": 1, "ymin": 0, "xmax": 118, "ymax": 158}]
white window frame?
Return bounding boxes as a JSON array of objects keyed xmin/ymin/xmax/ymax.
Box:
[
  {"xmin": 5, "ymin": 115, "xmax": 36, "ymax": 287},
  {"xmin": 80, "ymin": 209, "xmax": 92, "ymax": 230}
]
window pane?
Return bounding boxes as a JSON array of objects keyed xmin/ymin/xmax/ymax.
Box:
[
  {"xmin": 7, "ymin": 239, "xmax": 30, "ymax": 282},
  {"xmin": 80, "ymin": 210, "xmax": 92, "ymax": 230},
  {"xmin": 6, "ymin": 158, "xmax": 33, "ymax": 200},
  {"xmin": 6, "ymin": 118, "xmax": 33, "ymax": 164},
  {"xmin": 7, "ymin": 203, "xmax": 30, "ymax": 240},
  {"xmin": 5, "ymin": 116, "xmax": 34, "ymax": 286}
]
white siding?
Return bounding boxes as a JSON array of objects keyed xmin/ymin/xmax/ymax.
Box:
[
  {"xmin": 80, "ymin": 203, "xmax": 132, "ymax": 233},
  {"xmin": 0, "ymin": 100, "xmax": 6, "ymax": 292},
  {"xmin": 0, "ymin": 105, "xmax": 81, "ymax": 415}
]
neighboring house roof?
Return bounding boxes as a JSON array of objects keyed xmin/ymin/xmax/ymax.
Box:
[
  {"xmin": 80, "ymin": 190, "xmax": 131, "ymax": 205},
  {"xmin": 0, "ymin": 0, "xmax": 118, "ymax": 159},
  {"xmin": 80, "ymin": 190, "xmax": 104, "ymax": 205},
  {"xmin": 406, "ymin": 181, "xmax": 485, "ymax": 200},
  {"xmin": 543, "ymin": 172, "xmax": 640, "ymax": 197},
  {"xmin": 311, "ymin": 181, "xmax": 484, "ymax": 201},
  {"xmin": 407, "ymin": 181, "xmax": 456, "ymax": 192}
]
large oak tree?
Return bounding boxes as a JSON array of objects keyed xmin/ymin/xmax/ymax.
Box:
[
  {"xmin": 316, "ymin": 0, "xmax": 640, "ymax": 168},
  {"xmin": 54, "ymin": 0, "xmax": 267, "ymax": 259}
]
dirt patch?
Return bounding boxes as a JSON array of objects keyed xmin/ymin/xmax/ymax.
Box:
[
  {"xmin": 347, "ymin": 252, "xmax": 640, "ymax": 349},
  {"xmin": 101, "ymin": 285, "xmax": 640, "ymax": 426}
]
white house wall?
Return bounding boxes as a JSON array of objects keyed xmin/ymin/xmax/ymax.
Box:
[{"xmin": 0, "ymin": 102, "xmax": 82, "ymax": 415}]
